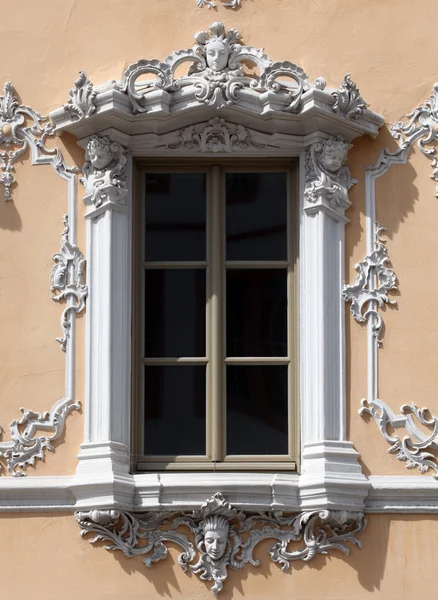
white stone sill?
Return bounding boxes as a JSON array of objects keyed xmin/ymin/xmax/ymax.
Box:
[{"xmin": 0, "ymin": 475, "xmax": 438, "ymax": 513}]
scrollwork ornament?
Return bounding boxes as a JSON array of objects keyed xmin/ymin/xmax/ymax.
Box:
[
  {"xmin": 168, "ymin": 118, "xmax": 265, "ymax": 152},
  {"xmin": 391, "ymin": 82, "xmax": 438, "ymax": 196},
  {"xmin": 63, "ymin": 71, "xmax": 97, "ymax": 121},
  {"xmin": 51, "ymin": 215, "xmax": 88, "ymax": 351},
  {"xmin": 0, "ymin": 81, "xmax": 72, "ymax": 200},
  {"xmin": 123, "ymin": 22, "xmax": 312, "ymax": 113},
  {"xmin": 304, "ymin": 136, "xmax": 356, "ymax": 219},
  {"xmin": 76, "ymin": 492, "xmax": 366, "ymax": 596},
  {"xmin": 332, "ymin": 73, "xmax": 368, "ymax": 120},
  {"xmin": 343, "ymin": 224, "xmax": 397, "ymax": 343},
  {"xmin": 360, "ymin": 399, "xmax": 438, "ymax": 477},
  {"xmin": 196, "ymin": 0, "xmax": 241, "ymax": 7},
  {"xmin": 0, "ymin": 396, "xmax": 80, "ymax": 477},
  {"xmin": 82, "ymin": 135, "xmax": 128, "ymax": 208}
]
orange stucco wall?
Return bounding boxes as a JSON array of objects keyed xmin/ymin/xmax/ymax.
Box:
[{"xmin": 0, "ymin": 0, "xmax": 437, "ymax": 597}]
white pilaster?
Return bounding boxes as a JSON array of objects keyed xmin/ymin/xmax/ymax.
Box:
[{"xmin": 299, "ymin": 138, "xmax": 370, "ymax": 510}]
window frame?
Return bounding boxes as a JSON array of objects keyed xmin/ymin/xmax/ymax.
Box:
[{"xmin": 132, "ymin": 160, "xmax": 300, "ymax": 472}]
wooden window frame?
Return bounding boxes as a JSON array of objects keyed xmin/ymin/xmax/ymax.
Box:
[{"xmin": 132, "ymin": 159, "xmax": 299, "ymax": 472}]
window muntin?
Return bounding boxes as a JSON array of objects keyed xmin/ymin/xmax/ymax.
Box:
[{"xmin": 133, "ymin": 162, "xmax": 298, "ymax": 471}]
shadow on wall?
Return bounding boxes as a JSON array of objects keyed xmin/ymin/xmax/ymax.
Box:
[
  {"xmin": 346, "ymin": 125, "xmax": 420, "ymax": 259},
  {"xmin": 84, "ymin": 513, "xmax": 396, "ymax": 598}
]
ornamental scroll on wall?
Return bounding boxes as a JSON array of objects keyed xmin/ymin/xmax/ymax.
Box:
[
  {"xmin": 76, "ymin": 493, "xmax": 366, "ymax": 596},
  {"xmin": 54, "ymin": 21, "xmax": 373, "ymax": 130},
  {"xmin": 0, "ymin": 82, "xmax": 86, "ymax": 476},
  {"xmin": 343, "ymin": 83, "xmax": 438, "ymax": 478}
]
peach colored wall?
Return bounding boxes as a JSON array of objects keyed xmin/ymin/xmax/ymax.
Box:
[
  {"xmin": 0, "ymin": 512, "xmax": 435, "ymax": 600},
  {"xmin": 0, "ymin": 0, "xmax": 438, "ymax": 597}
]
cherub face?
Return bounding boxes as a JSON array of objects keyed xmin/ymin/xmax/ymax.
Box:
[
  {"xmin": 204, "ymin": 529, "xmax": 228, "ymax": 560},
  {"xmin": 205, "ymin": 40, "xmax": 229, "ymax": 72},
  {"xmin": 320, "ymin": 146, "xmax": 345, "ymax": 173},
  {"xmin": 88, "ymin": 146, "xmax": 113, "ymax": 170}
]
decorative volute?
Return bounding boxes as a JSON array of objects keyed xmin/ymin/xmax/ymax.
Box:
[{"xmin": 50, "ymin": 22, "xmax": 384, "ymax": 143}]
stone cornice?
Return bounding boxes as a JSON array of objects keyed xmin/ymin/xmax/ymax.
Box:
[{"xmin": 50, "ymin": 22, "xmax": 384, "ymax": 142}]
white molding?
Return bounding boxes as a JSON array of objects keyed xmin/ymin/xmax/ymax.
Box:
[
  {"xmin": 0, "ymin": 82, "xmax": 85, "ymax": 477},
  {"xmin": 50, "ymin": 22, "xmax": 383, "ymax": 142},
  {"xmin": 343, "ymin": 82, "xmax": 438, "ymax": 479},
  {"xmin": 2, "ymin": 475, "xmax": 438, "ymax": 513}
]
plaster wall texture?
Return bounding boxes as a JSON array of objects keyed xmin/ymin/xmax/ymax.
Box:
[
  {"xmin": 0, "ymin": 0, "xmax": 437, "ymax": 596},
  {"xmin": 0, "ymin": 513, "xmax": 434, "ymax": 600}
]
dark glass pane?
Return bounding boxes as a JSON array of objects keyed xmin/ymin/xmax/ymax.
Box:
[
  {"xmin": 144, "ymin": 366, "xmax": 206, "ymax": 455},
  {"xmin": 226, "ymin": 365, "xmax": 288, "ymax": 455},
  {"xmin": 145, "ymin": 173, "xmax": 206, "ymax": 261},
  {"xmin": 226, "ymin": 172, "xmax": 287, "ymax": 261},
  {"xmin": 145, "ymin": 269, "xmax": 206, "ymax": 357},
  {"xmin": 227, "ymin": 269, "xmax": 287, "ymax": 357}
]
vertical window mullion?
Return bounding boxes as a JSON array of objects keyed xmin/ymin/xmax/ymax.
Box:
[{"xmin": 209, "ymin": 165, "xmax": 223, "ymax": 463}]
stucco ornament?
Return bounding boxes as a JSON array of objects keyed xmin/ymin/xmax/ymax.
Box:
[
  {"xmin": 304, "ymin": 136, "xmax": 356, "ymax": 219},
  {"xmin": 343, "ymin": 224, "xmax": 397, "ymax": 343},
  {"xmin": 391, "ymin": 82, "xmax": 438, "ymax": 196},
  {"xmin": 168, "ymin": 117, "xmax": 265, "ymax": 151},
  {"xmin": 0, "ymin": 81, "xmax": 68, "ymax": 200},
  {"xmin": 196, "ymin": 0, "xmax": 240, "ymax": 8},
  {"xmin": 82, "ymin": 135, "xmax": 128, "ymax": 208},
  {"xmin": 76, "ymin": 492, "xmax": 366, "ymax": 596},
  {"xmin": 123, "ymin": 22, "xmax": 314, "ymax": 112},
  {"xmin": 51, "ymin": 215, "xmax": 88, "ymax": 351},
  {"xmin": 0, "ymin": 397, "xmax": 80, "ymax": 477},
  {"xmin": 360, "ymin": 400, "xmax": 438, "ymax": 477},
  {"xmin": 332, "ymin": 74, "xmax": 368, "ymax": 121},
  {"xmin": 63, "ymin": 71, "xmax": 97, "ymax": 121}
]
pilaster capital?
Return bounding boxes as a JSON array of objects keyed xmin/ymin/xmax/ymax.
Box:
[
  {"xmin": 82, "ymin": 134, "xmax": 128, "ymax": 215},
  {"xmin": 304, "ymin": 136, "xmax": 356, "ymax": 222}
]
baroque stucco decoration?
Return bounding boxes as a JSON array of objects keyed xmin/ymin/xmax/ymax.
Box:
[
  {"xmin": 304, "ymin": 136, "xmax": 356, "ymax": 221},
  {"xmin": 52, "ymin": 22, "xmax": 381, "ymax": 138},
  {"xmin": 51, "ymin": 215, "xmax": 88, "ymax": 351},
  {"xmin": 76, "ymin": 493, "xmax": 366, "ymax": 596},
  {"xmin": 343, "ymin": 224, "xmax": 397, "ymax": 343},
  {"xmin": 82, "ymin": 135, "xmax": 128, "ymax": 208},
  {"xmin": 196, "ymin": 0, "xmax": 240, "ymax": 7},
  {"xmin": 167, "ymin": 117, "xmax": 265, "ymax": 151},
  {"xmin": 0, "ymin": 82, "xmax": 85, "ymax": 476},
  {"xmin": 343, "ymin": 83, "xmax": 438, "ymax": 477},
  {"xmin": 0, "ymin": 82, "xmax": 72, "ymax": 201}
]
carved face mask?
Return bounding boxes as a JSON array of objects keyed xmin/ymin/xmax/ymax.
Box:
[
  {"xmin": 205, "ymin": 40, "xmax": 229, "ymax": 72},
  {"xmin": 204, "ymin": 529, "xmax": 228, "ymax": 560},
  {"xmin": 89, "ymin": 146, "xmax": 113, "ymax": 170},
  {"xmin": 320, "ymin": 146, "xmax": 345, "ymax": 173}
]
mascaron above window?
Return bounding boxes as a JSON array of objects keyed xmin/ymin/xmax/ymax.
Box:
[{"xmin": 51, "ymin": 22, "xmax": 383, "ymax": 141}]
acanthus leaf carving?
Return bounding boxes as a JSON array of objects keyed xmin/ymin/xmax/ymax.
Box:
[
  {"xmin": 168, "ymin": 118, "xmax": 266, "ymax": 152},
  {"xmin": 391, "ymin": 82, "xmax": 438, "ymax": 196},
  {"xmin": 51, "ymin": 215, "xmax": 88, "ymax": 351},
  {"xmin": 0, "ymin": 396, "xmax": 80, "ymax": 477},
  {"xmin": 360, "ymin": 399, "xmax": 438, "ymax": 478},
  {"xmin": 76, "ymin": 492, "xmax": 366, "ymax": 596},
  {"xmin": 304, "ymin": 136, "xmax": 356, "ymax": 219},
  {"xmin": 332, "ymin": 74, "xmax": 368, "ymax": 121},
  {"xmin": 0, "ymin": 82, "xmax": 75, "ymax": 200},
  {"xmin": 123, "ymin": 22, "xmax": 312, "ymax": 114},
  {"xmin": 63, "ymin": 71, "xmax": 97, "ymax": 121},
  {"xmin": 343, "ymin": 224, "xmax": 397, "ymax": 343},
  {"xmin": 82, "ymin": 135, "xmax": 128, "ymax": 209}
]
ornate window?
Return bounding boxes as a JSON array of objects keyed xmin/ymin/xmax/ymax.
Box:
[
  {"xmin": 132, "ymin": 162, "xmax": 299, "ymax": 471},
  {"xmin": 48, "ymin": 22, "xmax": 383, "ymax": 515}
]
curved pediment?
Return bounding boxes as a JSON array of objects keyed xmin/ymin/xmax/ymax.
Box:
[{"xmin": 50, "ymin": 22, "xmax": 384, "ymax": 143}]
